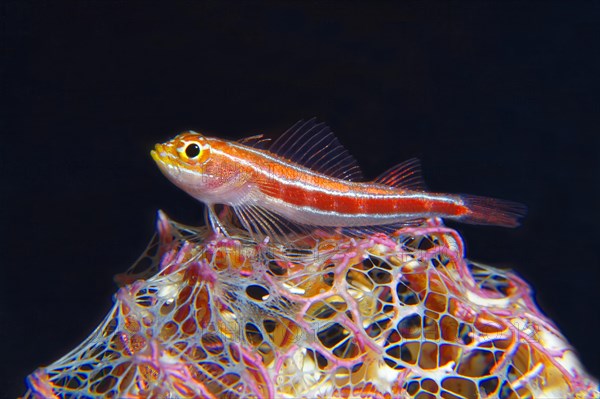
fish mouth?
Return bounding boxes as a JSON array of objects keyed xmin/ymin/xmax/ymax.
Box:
[
  {"xmin": 151, "ymin": 143, "xmax": 177, "ymax": 167},
  {"xmin": 150, "ymin": 148, "xmax": 161, "ymax": 163}
]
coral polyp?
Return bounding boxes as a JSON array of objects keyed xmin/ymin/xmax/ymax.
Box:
[{"xmin": 22, "ymin": 212, "xmax": 598, "ymax": 398}]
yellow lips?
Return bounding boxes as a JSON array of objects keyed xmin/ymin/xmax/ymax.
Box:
[
  {"xmin": 151, "ymin": 143, "xmax": 171, "ymax": 166},
  {"xmin": 150, "ymin": 149, "xmax": 160, "ymax": 163}
]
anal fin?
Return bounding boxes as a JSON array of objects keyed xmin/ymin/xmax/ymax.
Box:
[
  {"xmin": 342, "ymin": 219, "xmax": 427, "ymax": 237},
  {"xmin": 233, "ymin": 204, "xmax": 311, "ymax": 243}
]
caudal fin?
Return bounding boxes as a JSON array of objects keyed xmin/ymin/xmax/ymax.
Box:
[{"xmin": 461, "ymin": 195, "xmax": 527, "ymax": 228}]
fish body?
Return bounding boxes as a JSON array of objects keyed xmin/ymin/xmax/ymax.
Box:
[{"xmin": 151, "ymin": 119, "xmax": 525, "ymax": 237}]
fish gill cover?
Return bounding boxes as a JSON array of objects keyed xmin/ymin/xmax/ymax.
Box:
[{"xmin": 21, "ymin": 212, "xmax": 598, "ymax": 398}]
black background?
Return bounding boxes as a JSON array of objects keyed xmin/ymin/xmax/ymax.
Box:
[{"xmin": 1, "ymin": 1, "xmax": 598, "ymax": 397}]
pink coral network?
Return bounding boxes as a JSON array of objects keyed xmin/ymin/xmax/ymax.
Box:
[{"xmin": 22, "ymin": 211, "xmax": 598, "ymax": 398}]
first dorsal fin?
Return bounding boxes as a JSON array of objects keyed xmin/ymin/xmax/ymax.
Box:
[
  {"xmin": 238, "ymin": 134, "xmax": 272, "ymax": 149},
  {"xmin": 267, "ymin": 118, "xmax": 364, "ymax": 181},
  {"xmin": 374, "ymin": 158, "xmax": 426, "ymax": 191}
]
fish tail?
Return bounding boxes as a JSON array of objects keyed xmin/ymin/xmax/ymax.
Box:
[{"xmin": 460, "ymin": 195, "xmax": 527, "ymax": 228}]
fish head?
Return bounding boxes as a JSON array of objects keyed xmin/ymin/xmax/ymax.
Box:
[{"xmin": 151, "ymin": 131, "xmax": 219, "ymax": 201}]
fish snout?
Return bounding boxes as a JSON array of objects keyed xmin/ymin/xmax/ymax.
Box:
[
  {"xmin": 150, "ymin": 145, "xmax": 159, "ymax": 162},
  {"xmin": 151, "ymin": 143, "xmax": 171, "ymax": 164}
]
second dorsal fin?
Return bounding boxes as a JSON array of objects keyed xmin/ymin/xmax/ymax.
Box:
[
  {"xmin": 373, "ymin": 158, "xmax": 426, "ymax": 190},
  {"xmin": 267, "ymin": 118, "xmax": 364, "ymax": 181}
]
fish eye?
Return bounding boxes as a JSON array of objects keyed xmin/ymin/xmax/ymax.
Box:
[{"xmin": 185, "ymin": 143, "xmax": 201, "ymax": 159}]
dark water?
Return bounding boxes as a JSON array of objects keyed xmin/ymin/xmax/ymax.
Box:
[{"xmin": 1, "ymin": 2, "xmax": 598, "ymax": 397}]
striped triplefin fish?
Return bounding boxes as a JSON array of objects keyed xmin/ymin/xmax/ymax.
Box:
[{"xmin": 151, "ymin": 119, "xmax": 526, "ymax": 238}]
